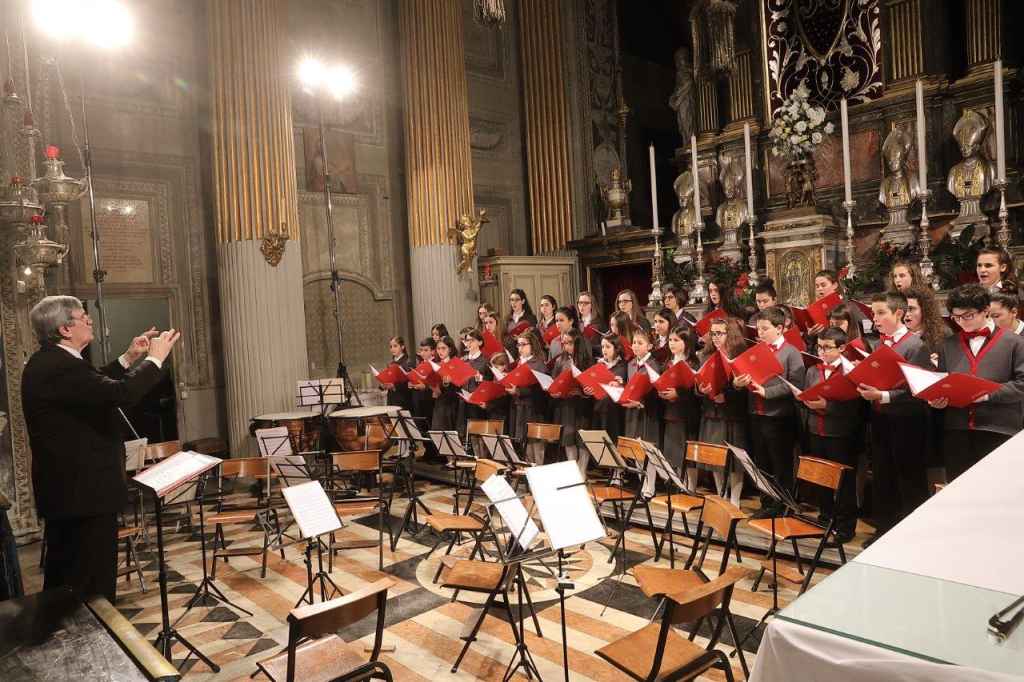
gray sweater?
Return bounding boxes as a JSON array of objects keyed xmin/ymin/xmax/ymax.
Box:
[
  {"xmin": 937, "ymin": 328, "xmax": 1024, "ymax": 435},
  {"xmin": 746, "ymin": 342, "xmax": 806, "ymax": 418}
]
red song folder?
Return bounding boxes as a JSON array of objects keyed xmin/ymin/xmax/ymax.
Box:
[
  {"xmin": 542, "ymin": 324, "xmax": 561, "ymax": 345},
  {"xmin": 843, "ymin": 339, "xmax": 869, "ymax": 362},
  {"xmin": 784, "ymin": 326, "xmax": 807, "ymax": 352},
  {"xmin": 438, "ymin": 357, "xmax": 478, "ymax": 387},
  {"xmin": 898, "ymin": 363, "xmax": 1002, "ymax": 408},
  {"xmin": 601, "ymin": 370, "xmax": 652, "ymax": 404},
  {"xmin": 461, "ymin": 380, "xmax": 506, "ymax": 406},
  {"xmin": 582, "ymin": 323, "xmax": 601, "ymax": 340},
  {"xmin": 798, "ymin": 372, "xmax": 860, "ymax": 402},
  {"xmin": 619, "ymin": 336, "xmax": 635, "ymax": 361},
  {"xmin": 789, "ymin": 306, "xmax": 814, "ymax": 332},
  {"xmin": 849, "ymin": 299, "xmax": 874, "ymax": 319},
  {"xmin": 370, "ymin": 363, "xmax": 409, "ymax": 385},
  {"xmin": 577, "ymin": 363, "xmax": 618, "ymax": 399},
  {"xmin": 807, "ymin": 291, "xmax": 844, "ymax": 327},
  {"xmin": 845, "ymin": 343, "xmax": 907, "ymax": 390},
  {"xmin": 409, "ymin": 360, "xmax": 441, "ymax": 389},
  {"xmin": 653, "ymin": 360, "xmax": 696, "ymax": 391},
  {"xmin": 694, "ymin": 308, "xmax": 727, "ymax": 337},
  {"xmin": 696, "ymin": 352, "xmax": 729, "ymax": 397},
  {"xmin": 482, "ymin": 331, "xmax": 504, "ymax": 358},
  {"xmin": 509, "ymin": 320, "xmax": 533, "ymax": 336},
  {"xmin": 500, "ymin": 362, "xmax": 540, "ymax": 388},
  {"xmin": 730, "ymin": 343, "xmax": 785, "ymax": 386},
  {"xmin": 547, "ymin": 367, "xmax": 581, "ymax": 399}
]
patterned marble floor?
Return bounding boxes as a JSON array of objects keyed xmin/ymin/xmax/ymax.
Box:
[{"xmin": 17, "ymin": 477, "xmax": 873, "ymax": 681}]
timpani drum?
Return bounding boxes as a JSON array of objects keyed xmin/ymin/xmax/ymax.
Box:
[
  {"xmin": 328, "ymin": 405, "xmax": 403, "ymax": 452},
  {"xmin": 250, "ymin": 411, "xmax": 320, "ymax": 453}
]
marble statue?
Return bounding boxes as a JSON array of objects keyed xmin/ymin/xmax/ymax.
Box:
[
  {"xmin": 668, "ymin": 47, "xmax": 695, "ymax": 144},
  {"xmin": 878, "ymin": 126, "xmax": 920, "ymax": 245},
  {"xmin": 715, "ymin": 155, "xmax": 749, "ymax": 262},
  {"xmin": 947, "ymin": 108, "xmax": 994, "ymax": 237}
]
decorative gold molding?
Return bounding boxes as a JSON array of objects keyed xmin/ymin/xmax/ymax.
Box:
[{"xmin": 260, "ymin": 223, "xmax": 289, "ymax": 266}]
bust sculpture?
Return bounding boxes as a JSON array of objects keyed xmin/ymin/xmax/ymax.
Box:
[
  {"xmin": 671, "ymin": 170, "xmax": 705, "ymax": 262},
  {"xmin": 715, "ymin": 156, "xmax": 749, "ymax": 262},
  {"xmin": 947, "ymin": 108, "xmax": 994, "ymax": 238},
  {"xmin": 878, "ymin": 127, "xmax": 919, "ymax": 245}
]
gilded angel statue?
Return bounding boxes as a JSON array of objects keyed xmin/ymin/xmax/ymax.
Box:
[{"xmin": 449, "ymin": 209, "xmax": 489, "ymax": 274}]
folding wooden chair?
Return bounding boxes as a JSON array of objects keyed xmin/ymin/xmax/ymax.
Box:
[
  {"xmin": 209, "ymin": 457, "xmax": 283, "ymax": 579},
  {"xmin": 451, "ymin": 419, "xmax": 503, "ymax": 511},
  {"xmin": 749, "ymin": 456, "xmax": 851, "ymax": 595},
  {"xmin": 601, "ymin": 437, "xmax": 659, "ymax": 560},
  {"xmin": 144, "ymin": 439, "xmax": 181, "ymax": 464},
  {"xmin": 327, "ymin": 449, "xmax": 393, "ymax": 571},
  {"xmin": 257, "ymin": 578, "xmax": 394, "ymax": 682},
  {"xmin": 116, "ymin": 525, "xmax": 146, "ymax": 593},
  {"xmin": 685, "ymin": 495, "xmax": 749, "ymax": 580},
  {"xmin": 525, "ymin": 421, "xmax": 561, "ymax": 465},
  {"xmin": 595, "ymin": 566, "xmax": 750, "ymax": 682}
]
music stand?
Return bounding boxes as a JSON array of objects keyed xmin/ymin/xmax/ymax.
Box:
[
  {"xmin": 480, "ymin": 433, "xmax": 529, "ymax": 468},
  {"xmin": 727, "ymin": 442, "xmax": 798, "ymax": 650},
  {"xmin": 297, "ymin": 378, "xmax": 343, "ymax": 462},
  {"xmin": 430, "ymin": 429, "xmax": 473, "ymax": 512},
  {"xmin": 133, "ymin": 451, "xmax": 222, "ymax": 673},
  {"xmin": 384, "ymin": 412, "xmax": 431, "ymax": 550},
  {"xmin": 639, "ymin": 442, "xmax": 696, "ymax": 568},
  {"xmin": 281, "ymin": 480, "xmax": 345, "ymax": 607}
]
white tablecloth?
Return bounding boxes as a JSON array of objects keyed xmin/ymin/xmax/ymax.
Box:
[{"xmin": 750, "ymin": 431, "xmax": 1024, "ymax": 681}]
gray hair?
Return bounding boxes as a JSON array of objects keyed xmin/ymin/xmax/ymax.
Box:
[{"xmin": 29, "ymin": 295, "xmax": 83, "ymax": 345}]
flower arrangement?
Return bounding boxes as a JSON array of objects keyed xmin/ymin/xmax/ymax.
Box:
[
  {"xmin": 839, "ymin": 240, "xmax": 914, "ymax": 299},
  {"xmin": 768, "ymin": 83, "xmax": 835, "ymax": 161}
]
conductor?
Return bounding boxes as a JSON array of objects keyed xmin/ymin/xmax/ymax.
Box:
[{"xmin": 22, "ymin": 295, "xmax": 181, "ymax": 601}]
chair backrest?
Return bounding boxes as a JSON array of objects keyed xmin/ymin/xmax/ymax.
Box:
[
  {"xmin": 616, "ymin": 436, "xmax": 647, "ymax": 464},
  {"xmin": 796, "ymin": 456, "xmax": 848, "ymax": 492},
  {"xmin": 526, "ymin": 422, "xmax": 561, "ymax": 443},
  {"xmin": 146, "ymin": 440, "xmax": 181, "ymax": 462},
  {"xmin": 665, "ymin": 565, "xmax": 751, "ymax": 625},
  {"xmin": 474, "ymin": 458, "xmax": 504, "ymax": 483},
  {"xmin": 331, "ymin": 450, "xmax": 381, "ymax": 473},
  {"xmin": 700, "ymin": 495, "xmax": 747, "ymax": 540},
  {"xmin": 685, "ymin": 441, "xmax": 728, "ymax": 468},
  {"xmin": 468, "ymin": 419, "xmax": 504, "ymax": 436},
  {"xmin": 222, "ymin": 457, "xmax": 271, "ymax": 479}
]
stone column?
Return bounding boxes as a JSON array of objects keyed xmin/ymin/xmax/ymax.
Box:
[
  {"xmin": 400, "ymin": 0, "xmax": 478, "ymax": 335},
  {"xmin": 208, "ymin": 0, "xmax": 309, "ymax": 453},
  {"xmin": 520, "ymin": 0, "xmax": 575, "ymax": 253}
]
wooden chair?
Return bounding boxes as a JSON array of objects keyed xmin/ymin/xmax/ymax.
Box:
[
  {"xmin": 144, "ymin": 439, "xmax": 181, "ymax": 463},
  {"xmin": 525, "ymin": 422, "xmax": 561, "ymax": 465},
  {"xmin": 595, "ymin": 565, "xmax": 750, "ymax": 682},
  {"xmin": 685, "ymin": 495, "xmax": 749, "ymax": 579},
  {"xmin": 116, "ymin": 525, "xmax": 146, "ymax": 593},
  {"xmin": 327, "ymin": 449, "xmax": 392, "ymax": 571},
  {"xmin": 596, "ymin": 437, "xmax": 659, "ymax": 562},
  {"xmin": 257, "ymin": 578, "xmax": 394, "ymax": 682},
  {"xmin": 748, "ymin": 456, "xmax": 851, "ymax": 595},
  {"xmin": 209, "ymin": 457, "xmax": 283, "ymax": 579},
  {"xmin": 449, "ymin": 419, "xmax": 502, "ymax": 511}
]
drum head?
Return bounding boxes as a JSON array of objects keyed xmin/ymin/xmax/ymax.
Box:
[
  {"xmin": 255, "ymin": 410, "xmax": 318, "ymax": 421},
  {"xmin": 328, "ymin": 405, "xmax": 402, "ymax": 418}
]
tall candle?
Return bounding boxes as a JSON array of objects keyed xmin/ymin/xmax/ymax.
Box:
[
  {"xmin": 649, "ymin": 143, "xmax": 659, "ymax": 230},
  {"xmin": 690, "ymin": 135, "xmax": 701, "ymax": 222},
  {"xmin": 995, "ymin": 59, "xmax": 1006, "ymax": 183},
  {"xmin": 743, "ymin": 123, "xmax": 754, "ymax": 217},
  {"xmin": 840, "ymin": 98, "xmax": 852, "ymax": 204},
  {"xmin": 915, "ymin": 80, "xmax": 927, "ymax": 191}
]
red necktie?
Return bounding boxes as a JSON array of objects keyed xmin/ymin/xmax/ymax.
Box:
[{"xmin": 881, "ymin": 334, "xmax": 895, "ymax": 345}]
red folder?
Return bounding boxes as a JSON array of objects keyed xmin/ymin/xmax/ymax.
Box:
[
  {"xmin": 807, "ymin": 292, "xmax": 843, "ymax": 326},
  {"xmin": 371, "ymin": 363, "xmax": 409, "ymax": 385},
  {"xmin": 509, "ymin": 320, "xmax": 533, "ymax": 336},
  {"xmin": 654, "ymin": 360, "xmax": 696, "ymax": 391},
  {"xmin": 843, "ymin": 338, "xmax": 869, "ymax": 362},
  {"xmin": 784, "ymin": 326, "xmax": 807, "ymax": 352},
  {"xmin": 845, "ymin": 343, "xmax": 907, "ymax": 390},
  {"xmin": 438, "ymin": 357, "xmax": 478, "ymax": 387},
  {"xmin": 730, "ymin": 343, "xmax": 785, "ymax": 386},
  {"xmin": 798, "ymin": 372, "xmax": 860, "ymax": 402},
  {"xmin": 582, "ymin": 324, "xmax": 601, "ymax": 340},
  {"xmin": 605, "ymin": 371, "xmax": 652, "ymax": 404},
  {"xmin": 462, "ymin": 380, "xmax": 506, "ymax": 406},
  {"xmin": 694, "ymin": 308, "xmax": 727, "ymax": 337},
  {"xmin": 899, "ymin": 363, "xmax": 1002, "ymax": 408},
  {"xmin": 849, "ymin": 299, "xmax": 874, "ymax": 319},
  {"xmin": 577, "ymin": 363, "xmax": 618, "ymax": 399},
  {"xmin": 696, "ymin": 353, "xmax": 729, "ymax": 396},
  {"xmin": 500, "ymin": 362, "xmax": 539, "ymax": 388},
  {"xmin": 542, "ymin": 324, "xmax": 561, "ymax": 345},
  {"xmin": 619, "ymin": 336, "xmax": 635, "ymax": 361},
  {"xmin": 789, "ymin": 306, "xmax": 814, "ymax": 332},
  {"xmin": 547, "ymin": 368, "xmax": 580, "ymax": 399},
  {"xmin": 801, "ymin": 352, "xmax": 824, "ymax": 368},
  {"xmin": 482, "ymin": 331, "xmax": 504, "ymax": 358},
  {"xmin": 409, "ymin": 360, "xmax": 441, "ymax": 389}
]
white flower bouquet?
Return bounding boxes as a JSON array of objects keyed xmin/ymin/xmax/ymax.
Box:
[{"xmin": 768, "ymin": 83, "xmax": 835, "ymax": 161}]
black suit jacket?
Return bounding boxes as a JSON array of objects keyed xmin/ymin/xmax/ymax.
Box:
[{"xmin": 22, "ymin": 344, "xmax": 164, "ymax": 520}]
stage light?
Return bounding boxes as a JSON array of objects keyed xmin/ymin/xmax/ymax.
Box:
[
  {"xmin": 32, "ymin": 0, "xmax": 85, "ymax": 42},
  {"xmin": 326, "ymin": 64, "xmax": 358, "ymax": 100},
  {"xmin": 82, "ymin": 0, "xmax": 134, "ymax": 49},
  {"xmin": 297, "ymin": 57, "xmax": 325, "ymax": 90}
]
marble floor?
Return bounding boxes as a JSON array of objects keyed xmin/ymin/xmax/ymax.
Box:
[{"xmin": 17, "ymin": 474, "xmax": 874, "ymax": 681}]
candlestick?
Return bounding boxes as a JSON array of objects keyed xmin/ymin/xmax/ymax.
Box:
[
  {"xmin": 649, "ymin": 143, "xmax": 659, "ymax": 231},
  {"xmin": 915, "ymin": 80, "xmax": 927, "ymax": 192},
  {"xmin": 995, "ymin": 181, "xmax": 1011, "ymax": 249},
  {"xmin": 743, "ymin": 123, "xmax": 759, "ymax": 285},
  {"xmin": 840, "ymin": 98, "xmax": 852, "ymax": 204},
  {"xmin": 917, "ymin": 188, "xmax": 938, "ymax": 290},
  {"xmin": 842, "ymin": 200, "xmax": 856, "ymax": 278},
  {"xmin": 690, "ymin": 136, "xmax": 701, "ymax": 224},
  {"xmin": 994, "ymin": 60, "xmax": 1006, "ymax": 184}
]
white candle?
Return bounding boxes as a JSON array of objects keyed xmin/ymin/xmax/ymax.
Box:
[
  {"xmin": 840, "ymin": 98, "xmax": 852, "ymax": 204},
  {"xmin": 600, "ymin": 221, "xmax": 607, "ymax": 236},
  {"xmin": 995, "ymin": 59, "xmax": 1006, "ymax": 183},
  {"xmin": 690, "ymin": 135, "xmax": 701, "ymax": 222},
  {"xmin": 743, "ymin": 123, "xmax": 754, "ymax": 217},
  {"xmin": 915, "ymin": 80, "xmax": 927, "ymax": 190},
  {"xmin": 649, "ymin": 143, "xmax": 659, "ymax": 230}
]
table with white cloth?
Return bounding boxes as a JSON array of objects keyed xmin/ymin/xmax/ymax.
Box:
[{"xmin": 750, "ymin": 430, "xmax": 1024, "ymax": 682}]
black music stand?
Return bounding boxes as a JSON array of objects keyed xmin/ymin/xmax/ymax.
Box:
[
  {"xmin": 640, "ymin": 441, "xmax": 697, "ymax": 568},
  {"xmin": 133, "ymin": 452, "xmax": 222, "ymax": 673},
  {"xmin": 383, "ymin": 412, "xmax": 432, "ymax": 551},
  {"xmin": 281, "ymin": 480, "xmax": 345, "ymax": 607},
  {"xmin": 296, "ymin": 379, "xmax": 343, "ymax": 473}
]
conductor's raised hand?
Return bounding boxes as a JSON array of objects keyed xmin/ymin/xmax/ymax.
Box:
[
  {"xmin": 147, "ymin": 329, "xmax": 181, "ymax": 363},
  {"xmin": 125, "ymin": 327, "xmax": 158, "ymax": 364}
]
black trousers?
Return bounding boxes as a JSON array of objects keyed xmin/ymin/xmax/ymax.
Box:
[
  {"xmin": 43, "ymin": 513, "xmax": 118, "ymax": 602},
  {"xmin": 870, "ymin": 413, "xmax": 928, "ymax": 535},
  {"xmin": 809, "ymin": 434, "xmax": 858, "ymax": 535},
  {"xmin": 943, "ymin": 429, "xmax": 1011, "ymax": 481},
  {"xmin": 750, "ymin": 414, "xmax": 797, "ymax": 502}
]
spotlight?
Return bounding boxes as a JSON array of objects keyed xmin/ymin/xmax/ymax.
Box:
[
  {"xmin": 32, "ymin": 0, "xmax": 85, "ymax": 42},
  {"xmin": 82, "ymin": 0, "xmax": 134, "ymax": 49},
  {"xmin": 326, "ymin": 65, "xmax": 358, "ymax": 100},
  {"xmin": 297, "ymin": 57, "xmax": 325, "ymax": 90}
]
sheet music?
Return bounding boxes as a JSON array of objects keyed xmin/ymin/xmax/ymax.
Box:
[
  {"xmin": 481, "ymin": 434, "xmax": 524, "ymax": 465},
  {"xmin": 571, "ymin": 364, "xmax": 582, "ymax": 378},
  {"xmin": 369, "ymin": 363, "xmax": 381, "ymax": 377},
  {"xmin": 840, "ymin": 356, "xmax": 856, "ymax": 373},
  {"xmin": 578, "ymin": 430, "xmax": 624, "ymax": 468},
  {"xmin": 899, "ymin": 362, "xmax": 944, "ymax": 395},
  {"xmin": 133, "ymin": 451, "xmax": 220, "ymax": 498},
  {"xmin": 600, "ymin": 383, "xmax": 624, "ymax": 403},
  {"xmin": 281, "ymin": 481, "xmax": 342, "ymax": 538},
  {"xmin": 480, "ymin": 473, "xmax": 540, "ymax": 550},
  {"xmin": 390, "ymin": 411, "xmax": 426, "ymax": 441},
  {"xmin": 124, "ymin": 438, "xmax": 147, "ymax": 473},
  {"xmin": 726, "ymin": 442, "xmax": 794, "ymax": 507},
  {"xmin": 531, "ymin": 370, "xmax": 554, "ymax": 390},
  {"xmin": 297, "ymin": 378, "xmax": 345, "ymax": 406},
  {"xmin": 460, "ymin": 389, "xmax": 473, "ymax": 402},
  {"xmin": 270, "ymin": 454, "xmax": 312, "ymax": 483},
  {"xmin": 525, "ymin": 461, "xmax": 605, "ymax": 550},
  {"xmin": 429, "ymin": 430, "xmax": 466, "ymax": 458},
  {"xmin": 256, "ymin": 426, "xmax": 292, "ymax": 457}
]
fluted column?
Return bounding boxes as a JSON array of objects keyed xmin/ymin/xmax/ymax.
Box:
[
  {"xmin": 209, "ymin": 0, "xmax": 309, "ymax": 453},
  {"xmin": 520, "ymin": 0, "xmax": 574, "ymax": 253},
  {"xmin": 401, "ymin": 0, "xmax": 478, "ymax": 335}
]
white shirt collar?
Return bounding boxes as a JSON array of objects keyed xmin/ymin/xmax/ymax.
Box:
[
  {"xmin": 467, "ymin": 350, "xmax": 481, "ymax": 360},
  {"xmin": 512, "ymin": 311, "xmax": 523, "ymax": 322},
  {"xmin": 770, "ymin": 336, "xmax": 785, "ymax": 350},
  {"xmin": 889, "ymin": 325, "xmax": 909, "ymax": 343},
  {"xmin": 1015, "ymin": 320, "xmax": 1024, "ymax": 335},
  {"xmin": 519, "ymin": 354, "xmax": 533, "ymax": 363},
  {"xmin": 635, "ymin": 352, "xmax": 651, "ymax": 365},
  {"xmin": 581, "ymin": 314, "xmax": 591, "ymax": 325},
  {"xmin": 57, "ymin": 342, "xmax": 83, "ymax": 360},
  {"xmin": 601, "ymin": 357, "xmax": 619, "ymax": 368}
]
